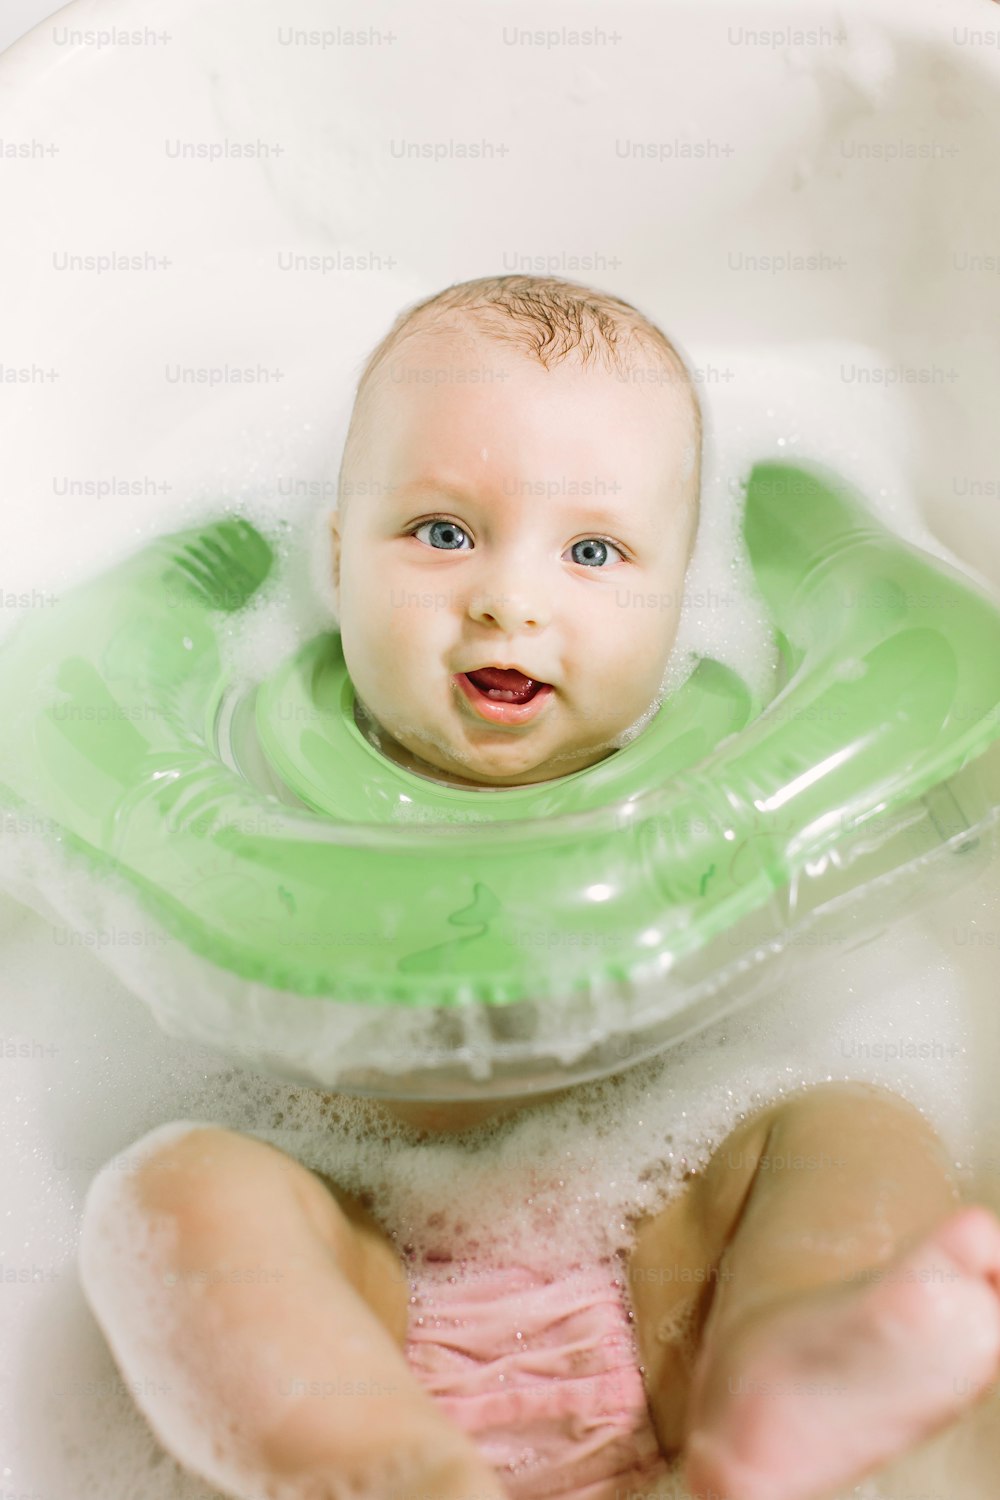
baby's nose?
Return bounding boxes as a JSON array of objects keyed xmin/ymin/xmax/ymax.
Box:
[
  {"xmin": 467, "ymin": 587, "xmax": 549, "ymax": 632},
  {"xmin": 465, "ymin": 544, "xmax": 555, "ymax": 632}
]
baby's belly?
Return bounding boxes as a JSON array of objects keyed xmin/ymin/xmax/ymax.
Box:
[{"xmin": 404, "ymin": 1253, "xmax": 674, "ymax": 1499}]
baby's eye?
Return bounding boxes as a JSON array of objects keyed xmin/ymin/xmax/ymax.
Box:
[
  {"xmin": 410, "ymin": 520, "xmax": 624, "ymax": 567},
  {"xmin": 565, "ymin": 538, "xmax": 624, "ymax": 568},
  {"xmin": 412, "ymin": 518, "xmax": 472, "ymax": 551}
]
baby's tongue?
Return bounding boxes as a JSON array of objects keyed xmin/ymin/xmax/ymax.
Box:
[{"xmin": 466, "ymin": 667, "xmax": 539, "ymax": 701}]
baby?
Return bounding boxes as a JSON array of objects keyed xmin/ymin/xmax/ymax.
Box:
[
  {"xmin": 328, "ymin": 274, "xmax": 699, "ymax": 791},
  {"xmin": 80, "ymin": 276, "xmax": 1000, "ymax": 1500}
]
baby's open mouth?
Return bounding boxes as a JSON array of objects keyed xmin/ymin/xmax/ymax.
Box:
[{"xmin": 463, "ymin": 667, "xmax": 547, "ymax": 703}]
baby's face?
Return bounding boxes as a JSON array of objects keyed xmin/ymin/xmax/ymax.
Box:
[{"xmin": 330, "ymin": 326, "xmax": 697, "ymax": 787}]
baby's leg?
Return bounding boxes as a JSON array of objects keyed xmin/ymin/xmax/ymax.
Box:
[
  {"xmin": 677, "ymin": 1082, "xmax": 1000, "ymax": 1500},
  {"xmin": 78, "ymin": 1123, "xmax": 507, "ymax": 1500}
]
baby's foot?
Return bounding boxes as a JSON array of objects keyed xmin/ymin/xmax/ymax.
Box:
[{"xmin": 683, "ymin": 1206, "xmax": 1000, "ymax": 1500}]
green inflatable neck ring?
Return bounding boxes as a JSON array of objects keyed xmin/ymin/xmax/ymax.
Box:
[{"xmin": 1, "ymin": 460, "xmax": 999, "ymax": 1096}]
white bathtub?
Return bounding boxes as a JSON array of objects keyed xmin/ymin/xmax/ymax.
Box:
[{"xmin": 3, "ymin": 0, "xmax": 1000, "ymax": 1495}]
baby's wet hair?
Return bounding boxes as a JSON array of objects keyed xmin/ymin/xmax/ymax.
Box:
[{"xmin": 335, "ymin": 273, "xmax": 702, "ymax": 532}]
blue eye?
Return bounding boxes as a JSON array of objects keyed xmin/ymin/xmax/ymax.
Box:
[
  {"xmin": 568, "ymin": 538, "xmax": 621, "ymax": 568},
  {"xmin": 410, "ymin": 518, "xmax": 624, "ymax": 567},
  {"xmin": 412, "ymin": 518, "xmax": 472, "ymax": 551}
]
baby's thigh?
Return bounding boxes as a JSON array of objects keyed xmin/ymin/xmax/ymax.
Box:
[{"xmin": 83, "ymin": 1122, "xmax": 409, "ymax": 1343}]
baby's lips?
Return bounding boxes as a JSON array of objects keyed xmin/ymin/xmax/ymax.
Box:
[{"xmin": 455, "ymin": 671, "xmax": 555, "ymax": 722}]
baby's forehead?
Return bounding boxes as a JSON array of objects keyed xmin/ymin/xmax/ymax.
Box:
[
  {"xmin": 381, "ymin": 319, "xmax": 693, "ymax": 411},
  {"xmin": 364, "ymin": 318, "xmax": 698, "ymax": 489}
]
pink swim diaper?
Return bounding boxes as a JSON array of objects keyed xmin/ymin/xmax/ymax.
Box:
[{"xmin": 404, "ymin": 1256, "xmax": 674, "ymax": 1499}]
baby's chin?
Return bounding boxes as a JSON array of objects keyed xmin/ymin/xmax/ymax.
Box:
[
  {"xmin": 386, "ymin": 718, "xmax": 628, "ymax": 789},
  {"xmin": 356, "ymin": 691, "xmax": 665, "ymax": 788}
]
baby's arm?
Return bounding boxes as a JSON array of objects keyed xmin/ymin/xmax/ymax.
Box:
[
  {"xmin": 79, "ymin": 1124, "xmax": 506, "ymax": 1500},
  {"xmin": 648, "ymin": 1082, "xmax": 1000, "ymax": 1500}
]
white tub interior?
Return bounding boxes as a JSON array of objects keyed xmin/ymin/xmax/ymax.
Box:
[{"xmin": 4, "ymin": 0, "xmax": 1000, "ymax": 1495}]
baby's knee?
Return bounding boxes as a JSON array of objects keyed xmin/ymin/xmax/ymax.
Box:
[
  {"xmin": 78, "ymin": 1121, "xmax": 219, "ymax": 1283},
  {"xmin": 771, "ymin": 1080, "xmax": 947, "ymax": 1153},
  {"xmin": 77, "ymin": 1122, "xmax": 224, "ymax": 1345},
  {"xmin": 80, "ymin": 1120, "xmax": 225, "ymax": 1235}
]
